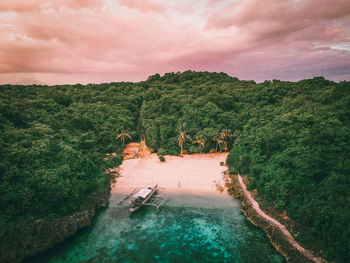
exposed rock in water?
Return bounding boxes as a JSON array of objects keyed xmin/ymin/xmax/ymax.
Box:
[{"xmin": 0, "ymin": 186, "xmax": 110, "ymax": 263}]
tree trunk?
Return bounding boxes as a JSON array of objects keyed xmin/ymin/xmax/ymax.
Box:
[{"xmin": 224, "ymin": 141, "xmax": 228, "ymax": 152}]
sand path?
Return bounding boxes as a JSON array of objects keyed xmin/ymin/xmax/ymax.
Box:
[{"xmin": 238, "ymin": 175, "xmax": 323, "ymax": 263}]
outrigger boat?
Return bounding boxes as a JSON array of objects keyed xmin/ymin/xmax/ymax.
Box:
[{"xmin": 119, "ymin": 184, "xmax": 168, "ymax": 212}]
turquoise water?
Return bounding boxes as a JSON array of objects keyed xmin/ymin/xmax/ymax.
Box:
[{"xmin": 26, "ymin": 193, "xmax": 284, "ymax": 263}]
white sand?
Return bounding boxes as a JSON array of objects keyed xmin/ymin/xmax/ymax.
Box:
[{"xmin": 112, "ymin": 153, "xmax": 228, "ymax": 196}]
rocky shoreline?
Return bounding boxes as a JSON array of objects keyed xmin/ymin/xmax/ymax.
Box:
[
  {"xmin": 226, "ymin": 173, "xmax": 326, "ymax": 263},
  {"xmin": 0, "ymin": 180, "xmax": 110, "ymax": 263},
  {"xmin": 0, "ymin": 161, "xmax": 328, "ymax": 263}
]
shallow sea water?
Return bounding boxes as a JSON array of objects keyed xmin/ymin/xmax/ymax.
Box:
[{"xmin": 26, "ymin": 192, "xmax": 284, "ymax": 263}]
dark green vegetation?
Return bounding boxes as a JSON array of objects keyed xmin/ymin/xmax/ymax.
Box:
[
  {"xmin": 0, "ymin": 83, "xmax": 143, "ymax": 226},
  {"xmin": 142, "ymin": 72, "xmax": 350, "ymax": 262},
  {"xmin": 1, "ymin": 71, "xmax": 349, "ymax": 262}
]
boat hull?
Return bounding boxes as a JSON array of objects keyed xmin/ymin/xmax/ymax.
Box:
[{"xmin": 128, "ymin": 184, "xmax": 158, "ymax": 213}]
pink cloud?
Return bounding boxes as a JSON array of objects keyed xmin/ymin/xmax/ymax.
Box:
[
  {"xmin": 323, "ymin": 27, "xmax": 343, "ymax": 37},
  {"xmin": 0, "ymin": 0, "xmax": 102, "ymax": 13},
  {"xmin": 0, "ymin": 0, "xmax": 349, "ymax": 85},
  {"xmin": 206, "ymin": 0, "xmax": 350, "ymax": 28},
  {"xmin": 117, "ymin": 0, "xmax": 166, "ymax": 13}
]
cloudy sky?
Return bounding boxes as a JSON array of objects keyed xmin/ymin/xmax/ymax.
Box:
[{"xmin": 0, "ymin": 0, "xmax": 349, "ymax": 85}]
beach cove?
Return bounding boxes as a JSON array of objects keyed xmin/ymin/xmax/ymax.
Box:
[{"xmin": 26, "ymin": 153, "xmax": 284, "ymax": 262}]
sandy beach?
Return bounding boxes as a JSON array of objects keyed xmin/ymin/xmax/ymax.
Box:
[{"xmin": 112, "ymin": 153, "xmax": 229, "ymax": 198}]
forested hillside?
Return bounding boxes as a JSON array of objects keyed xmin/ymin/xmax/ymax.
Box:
[
  {"xmin": 1, "ymin": 71, "xmax": 349, "ymax": 262},
  {"xmin": 0, "ymin": 83, "xmax": 144, "ymax": 226},
  {"xmin": 141, "ymin": 72, "xmax": 350, "ymax": 262}
]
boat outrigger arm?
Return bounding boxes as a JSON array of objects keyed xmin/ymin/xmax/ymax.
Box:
[{"xmin": 119, "ymin": 184, "xmax": 168, "ymax": 212}]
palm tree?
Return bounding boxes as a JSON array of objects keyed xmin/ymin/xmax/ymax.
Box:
[
  {"xmin": 117, "ymin": 130, "xmax": 132, "ymax": 149},
  {"xmin": 213, "ymin": 136, "xmax": 224, "ymax": 153},
  {"xmin": 220, "ymin": 129, "xmax": 233, "ymax": 152},
  {"xmin": 193, "ymin": 136, "xmax": 205, "ymax": 154},
  {"xmin": 177, "ymin": 130, "xmax": 191, "ymax": 156}
]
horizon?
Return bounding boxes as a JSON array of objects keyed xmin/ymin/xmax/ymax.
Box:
[
  {"xmin": 1, "ymin": 0, "xmax": 350, "ymax": 85},
  {"xmin": 0, "ymin": 70, "xmax": 344, "ymax": 86}
]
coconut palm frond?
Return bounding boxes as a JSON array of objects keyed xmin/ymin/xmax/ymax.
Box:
[{"xmin": 117, "ymin": 131, "xmax": 132, "ymax": 149}]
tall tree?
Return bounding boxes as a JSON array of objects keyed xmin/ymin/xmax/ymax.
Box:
[
  {"xmin": 117, "ymin": 130, "xmax": 132, "ymax": 149},
  {"xmin": 193, "ymin": 136, "xmax": 205, "ymax": 154},
  {"xmin": 220, "ymin": 129, "xmax": 233, "ymax": 152},
  {"xmin": 177, "ymin": 130, "xmax": 191, "ymax": 156},
  {"xmin": 213, "ymin": 136, "xmax": 224, "ymax": 153}
]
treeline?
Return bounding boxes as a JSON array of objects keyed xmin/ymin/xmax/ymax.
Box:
[
  {"xmin": 0, "ymin": 83, "xmax": 143, "ymax": 226},
  {"xmin": 1, "ymin": 71, "xmax": 349, "ymax": 262},
  {"xmin": 141, "ymin": 71, "xmax": 350, "ymax": 262},
  {"xmin": 226, "ymin": 78, "xmax": 350, "ymax": 261},
  {"xmin": 141, "ymin": 71, "xmax": 243, "ymax": 154}
]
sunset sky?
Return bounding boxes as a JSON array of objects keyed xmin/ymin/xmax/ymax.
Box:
[{"xmin": 0, "ymin": 0, "xmax": 349, "ymax": 85}]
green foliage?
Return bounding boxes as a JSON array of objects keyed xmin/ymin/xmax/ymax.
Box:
[
  {"xmin": 157, "ymin": 148, "xmax": 166, "ymax": 156},
  {"xmin": 0, "ymin": 83, "xmax": 143, "ymax": 226},
  {"xmin": 0, "ymin": 72, "xmax": 349, "ymax": 262},
  {"xmin": 226, "ymin": 77, "xmax": 350, "ymax": 262},
  {"xmin": 141, "ymin": 71, "xmax": 239, "ymax": 154},
  {"xmin": 141, "ymin": 72, "xmax": 349, "ymax": 262}
]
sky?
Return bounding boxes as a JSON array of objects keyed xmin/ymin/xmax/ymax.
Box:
[{"xmin": 0, "ymin": 0, "xmax": 349, "ymax": 85}]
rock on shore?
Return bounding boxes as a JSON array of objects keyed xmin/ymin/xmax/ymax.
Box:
[
  {"xmin": 0, "ymin": 186, "xmax": 110, "ymax": 263},
  {"xmin": 226, "ymin": 173, "xmax": 326, "ymax": 263}
]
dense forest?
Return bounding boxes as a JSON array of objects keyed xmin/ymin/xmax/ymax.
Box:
[
  {"xmin": 1, "ymin": 71, "xmax": 349, "ymax": 262},
  {"xmin": 0, "ymin": 83, "xmax": 143, "ymax": 225}
]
